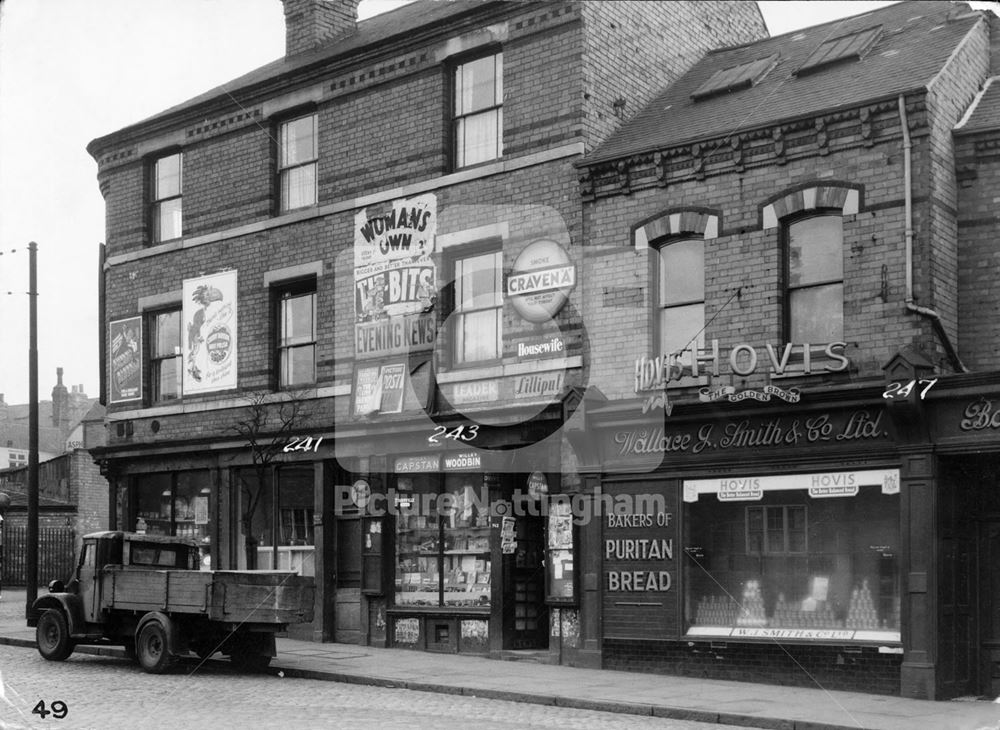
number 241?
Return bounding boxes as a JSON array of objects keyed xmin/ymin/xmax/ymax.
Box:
[
  {"xmin": 883, "ymin": 378, "xmax": 937, "ymax": 400},
  {"xmin": 283, "ymin": 436, "xmax": 323, "ymax": 453}
]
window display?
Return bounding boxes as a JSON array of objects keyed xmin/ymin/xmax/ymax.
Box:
[
  {"xmin": 395, "ymin": 473, "xmax": 491, "ymax": 608},
  {"xmin": 132, "ymin": 471, "xmax": 213, "ymax": 569},
  {"xmin": 685, "ymin": 479, "xmax": 900, "ymax": 642}
]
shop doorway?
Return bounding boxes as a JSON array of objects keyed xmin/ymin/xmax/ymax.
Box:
[
  {"xmin": 979, "ymin": 520, "xmax": 1000, "ymax": 697},
  {"xmin": 507, "ymin": 514, "xmax": 548, "ymax": 650}
]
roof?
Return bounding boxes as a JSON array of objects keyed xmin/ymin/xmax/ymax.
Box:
[
  {"xmin": 584, "ymin": 1, "xmax": 985, "ymax": 166},
  {"xmin": 89, "ymin": 0, "xmax": 500, "ymax": 154},
  {"xmin": 955, "ymin": 75, "xmax": 1000, "ymax": 134}
]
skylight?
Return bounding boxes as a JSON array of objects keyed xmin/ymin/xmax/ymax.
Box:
[
  {"xmin": 796, "ymin": 25, "xmax": 883, "ymax": 76},
  {"xmin": 691, "ymin": 54, "xmax": 780, "ymax": 101}
]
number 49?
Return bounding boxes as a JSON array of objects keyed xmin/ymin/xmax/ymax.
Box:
[{"xmin": 33, "ymin": 700, "xmax": 69, "ymax": 719}]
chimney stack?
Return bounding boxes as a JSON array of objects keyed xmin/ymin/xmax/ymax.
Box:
[{"xmin": 282, "ymin": 0, "xmax": 361, "ymax": 56}]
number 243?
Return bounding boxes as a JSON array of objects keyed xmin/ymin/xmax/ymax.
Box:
[{"xmin": 428, "ymin": 425, "xmax": 478, "ymax": 444}]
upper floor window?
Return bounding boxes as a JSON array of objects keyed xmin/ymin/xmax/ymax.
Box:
[
  {"xmin": 454, "ymin": 52, "xmax": 503, "ymax": 168},
  {"xmin": 276, "ymin": 282, "xmax": 317, "ymax": 388},
  {"xmin": 786, "ymin": 214, "xmax": 843, "ymax": 342},
  {"xmin": 151, "ymin": 152, "xmax": 182, "ymax": 242},
  {"xmin": 658, "ymin": 239, "xmax": 705, "ymax": 366},
  {"xmin": 453, "ymin": 248, "xmax": 502, "ymax": 364},
  {"xmin": 279, "ymin": 113, "xmax": 318, "ymax": 212},
  {"xmin": 150, "ymin": 309, "xmax": 182, "ymax": 402}
]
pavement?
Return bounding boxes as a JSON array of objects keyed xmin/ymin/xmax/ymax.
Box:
[{"xmin": 2, "ymin": 589, "xmax": 998, "ymax": 730}]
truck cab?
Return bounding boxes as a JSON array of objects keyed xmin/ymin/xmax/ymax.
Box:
[{"xmin": 66, "ymin": 532, "xmax": 199, "ymax": 625}]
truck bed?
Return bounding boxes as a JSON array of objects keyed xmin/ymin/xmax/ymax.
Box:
[{"xmin": 101, "ymin": 567, "xmax": 315, "ymax": 625}]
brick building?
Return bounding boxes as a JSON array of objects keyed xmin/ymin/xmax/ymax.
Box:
[
  {"xmin": 572, "ymin": 0, "xmax": 1000, "ymax": 700},
  {"xmin": 88, "ymin": 0, "xmax": 766, "ymax": 652}
]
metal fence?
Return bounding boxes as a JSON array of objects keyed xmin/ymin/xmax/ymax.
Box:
[{"xmin": 1, "ymin": 526, "xmax": 76, "ymax": 586}]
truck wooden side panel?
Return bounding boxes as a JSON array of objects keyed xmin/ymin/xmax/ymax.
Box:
[
  {"xmin": 207, "ymin": 572, "xmax": 314, "ymax": 624},
  {"xmin": 100, "ymin": 567, "xmax": 314, "ymax": 625},
  {"xmin": 101, "ymin": 568, "xmax": 211, "ymax": 614}
]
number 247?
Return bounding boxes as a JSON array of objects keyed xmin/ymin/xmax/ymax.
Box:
[{"xmin": 883, "ymin": 378, "xmax": 937, "ymax": 400}]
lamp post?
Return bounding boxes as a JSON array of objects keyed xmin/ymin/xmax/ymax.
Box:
[{"xmin": 27, "ymin": 241, "xmax": 39, "ymax": 619}]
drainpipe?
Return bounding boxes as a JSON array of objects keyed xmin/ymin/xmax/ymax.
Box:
[{"xmin": 896, "ymin": 95, "xmax": 968, "ymax": 373}]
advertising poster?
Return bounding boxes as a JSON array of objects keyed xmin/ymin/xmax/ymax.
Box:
[
  {"xmin": 354, "ymin": 193, "xmax": 437, "ymax": 358},
  {"xmin": 353, "ymin": 365, "xmax": 383, "ymax": 416},
  {"xmin": 109, "ymin": 316, "xmax": 142, "ymax": 403},
  {"xmin": 182, "ymin": 270, "xmax": 238, "ymax": 395},
  {"xmin": 379, "ymin": 362, "xmax": 406, "ymax": 413}
]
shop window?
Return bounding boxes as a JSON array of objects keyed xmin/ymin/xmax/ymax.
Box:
[
  {"xmin": 453, "ymin": 52, "xmax": 503, "ymax": 168},
  {"xmin": 453, "ymin": 249, "xmax": 503, "ymax": 365},
  {"xmin": 150, "ymin": 151, "xmax": 182, "ymax": 243},
  {"xmin": 786, "ymin": 214, "xmax": 843, "ymax": 342},
  {"xmin": 234, "ymin": 465, "xmax": 315, "ymax": 576},
  {"xmin": 278, "ymin": 113, "xmax": 317, "ymax": 212},
  {"xmin": 131, "ymin": 471, "xmax": 213, "ymax": 569},
  {"xmin": 149, "ymin": 308, "xmax": 182, "ymax": 403},
  {"xmin": 657, "ymin": 238, "xmax": 705, "ymax": 375},
  {"xmin": 685, "ymin": 479, "xmax": 899, "ymax": 642},
  {"xmin": 275, "ymin": 281, "xmax": 317, "ymax": 388},
  {"xmin": 394, "ymin": 474, "xmax": 491, "ymax": 608}
]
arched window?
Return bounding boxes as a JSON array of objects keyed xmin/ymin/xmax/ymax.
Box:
[
  {"xmin": 785, "ymin": 214, "xmax": 843, "ymax": 342},
  {"xmin": 658, "ymin": 238, "xmax": 705, "ymax": 363}
]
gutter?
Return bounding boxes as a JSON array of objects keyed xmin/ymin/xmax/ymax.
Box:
[{"xmin": 896, "ymin": 94, "xmax": 967, "ymax": 373}]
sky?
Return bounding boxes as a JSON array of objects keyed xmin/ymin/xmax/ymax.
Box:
[{"xmin": 0, "ymin": 0, "xmax": 990, "ymax": 405}]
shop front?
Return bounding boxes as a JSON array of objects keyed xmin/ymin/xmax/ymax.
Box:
[
  {"xmin": 333, "ymin": 401, "xmax": 574, "ymax": 658},
  {"xmin": 578, "ymin": 391, "xmax": 907, "ymax": 694}
]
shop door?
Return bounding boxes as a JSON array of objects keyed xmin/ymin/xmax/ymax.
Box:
[
  {"xmin": 334, "ymin": 515, "xmax": 362, "ymax": 644},
  {"xmin": 979, "ymin": 521, "xmax": 1000, "ymax": 697},
  {"xmin": 508, "ymin": 515, "xmax": 548, "ymax": 649}
]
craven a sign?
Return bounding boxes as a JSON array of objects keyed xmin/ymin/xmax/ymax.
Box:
[{"xmin": 507, "ymin": 239, "xmax": 576, "ymax": 323}]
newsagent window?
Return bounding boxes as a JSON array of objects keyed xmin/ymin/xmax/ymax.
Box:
[
  {"xmin": 394, "ymin": 473, "xmax": 491, "ymax": 608},
  {"xmin": 684, "ymin": 474, "xmax": 900, "ymax": 642}
]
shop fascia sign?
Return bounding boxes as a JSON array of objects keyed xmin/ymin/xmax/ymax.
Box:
[
  {"xmin": 682, "ymin": 468, "xmax": 900, "ymax": 503},
  {"xmin": 635, "ymin": 340, "xmax": 850, "ymax": 394}
]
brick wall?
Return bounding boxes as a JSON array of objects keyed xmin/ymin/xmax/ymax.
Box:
[
  {"xmin": 956, "ymin": 130, "xmax": 1000, "ymax": 370},
  {"xmin": 95, "ymin": 1, "xmax": 768, "ymax": 450},
  {"xmin": 921, "ymin": 16, "xmax": 991, "ymax": 353},
  {"xmin": 69, "ymin": 450, "xmax": 110, "ymax": 551},
  {"xmin": 605, "ymin": 639, "xmax": 903, "ymax": 695},
  {"xmin": 581, "ymin": 114, "xmax": 932, "ymax": 400},
  {"xmin": 580, "ymin": 1, "xmax": 767, "ymax": 151}
]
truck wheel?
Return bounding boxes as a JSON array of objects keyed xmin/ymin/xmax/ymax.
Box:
[
  {"xmin": 230, "ymin": 650, "xmax": 272, "ymax": 672},
  {"xmin": 136, "ymin": 620, "xmax": 175, "ymax": 674},
  {"xmin": 36, "ymin": 610, "xmax": 74, "ymax": 662}
]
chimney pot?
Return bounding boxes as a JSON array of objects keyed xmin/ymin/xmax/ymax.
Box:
[{"xmin": 282, "ymin": 0, "xmax": 361, "ymax": 57}]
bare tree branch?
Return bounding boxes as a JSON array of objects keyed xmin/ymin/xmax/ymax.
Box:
[{"xmin": 226, "ymin": 389, "xmax": 314, "ymax": 568}]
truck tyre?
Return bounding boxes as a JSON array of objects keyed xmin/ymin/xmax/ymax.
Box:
[
  {"xmin": 136, "ymin": 620, "xmax": 175, "ymax": 674},
  {"xmin": 36, "ymin": 609, "xmax": 74, "ymax": 662}
]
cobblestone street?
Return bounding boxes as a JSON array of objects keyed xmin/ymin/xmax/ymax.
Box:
[{"xmin": 0, "ymin": 644, "xmax": 745, "ymax": 730}]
